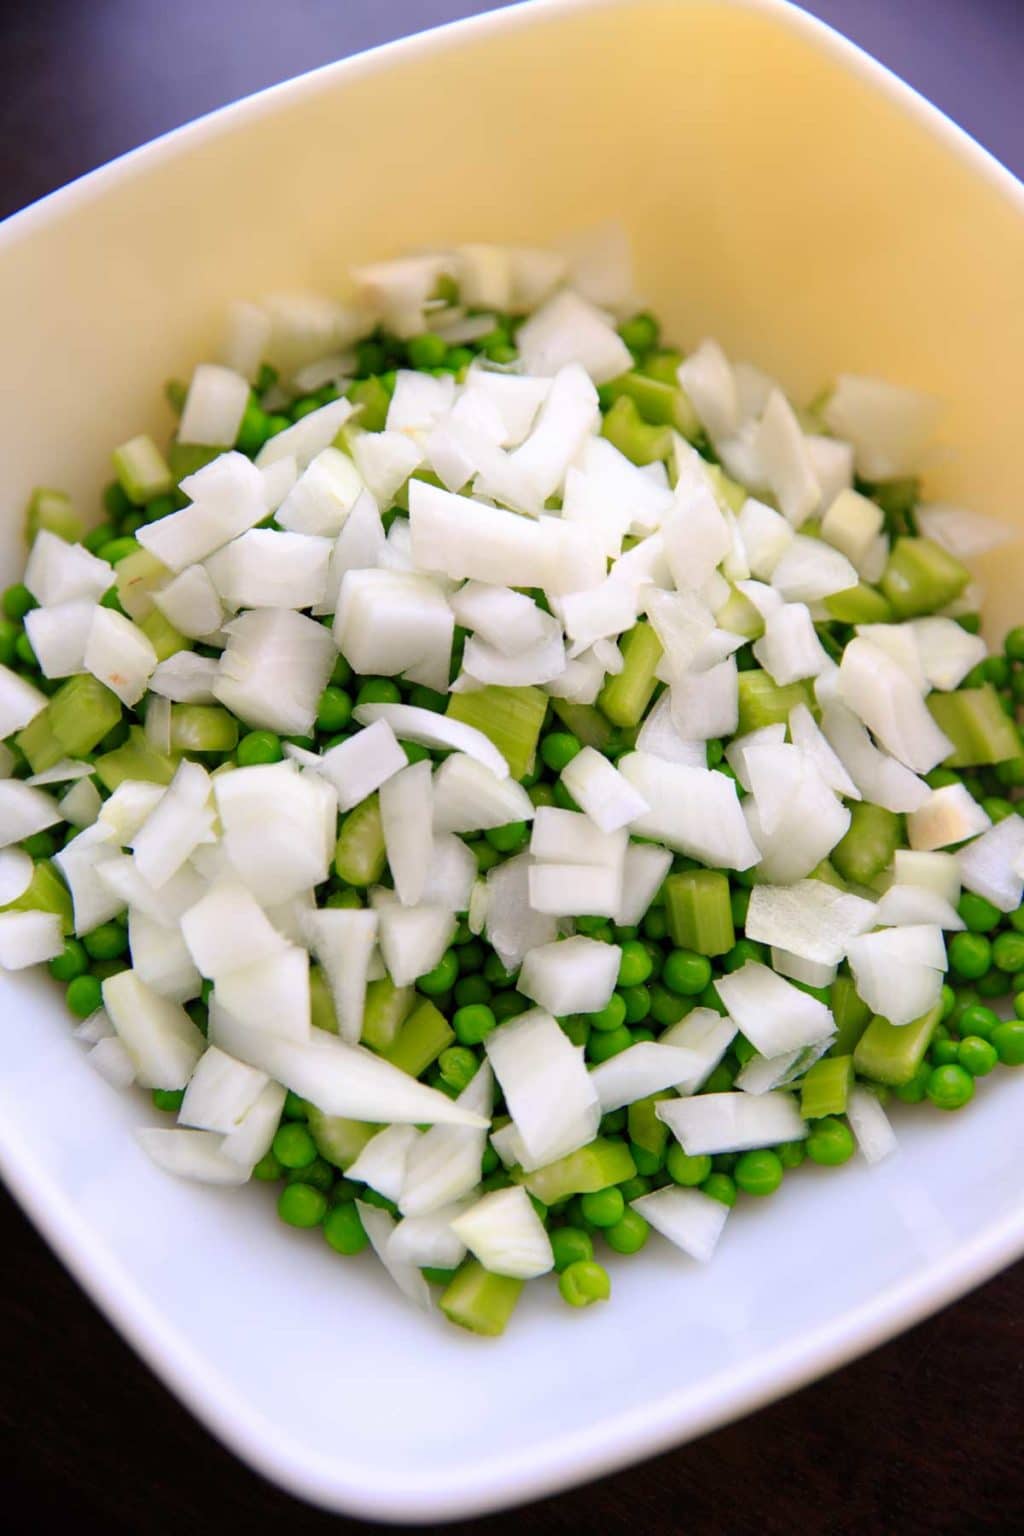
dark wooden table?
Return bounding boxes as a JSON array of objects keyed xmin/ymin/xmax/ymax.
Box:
[{"xmin": 2, "ymin": 4, "xmax": 1021, "ymax": 1531}]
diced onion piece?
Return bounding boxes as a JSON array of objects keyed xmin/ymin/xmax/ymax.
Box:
[
  {"xmin": 527, "ymin": 862, "xmax": 623, "ymax": 919},
  {"xmin": 0, "ymin": 909, "xmax": 64, "ymax": 969},
  {"xmin": 206, "ymin": 528, "xmax": 332, "ymax": 611},
  {"xmin": 846, "ymin": 926, "xmax": 946, "ymax": 1023},
  {"xmin": 553, "ymin": 747, "xmax": 646, "ymax": 834},
  {"xmin": 631, "ymin": 1185, "xmax": 729, "ymax": 1263},
  {"xmin": 462, "ymin": 618, "xmax": 566, "ymax": 689},
  {"xmin": 823, "ymin": 375, "xmax": 939, "ymax": 480},
  {"xmin": 24, "ymin": 600, "xmax": 96, "ymax": 679},
  {"xmin": 138, "ymin": 453, "xmax": 267, "ymax": 571},
  {"xmin": 788, "ymin": 702, "xmax": 859, "ymax": 799},
  {"xmin": 715, "ymin": 961, "xmax": 835, "ymax": 1056},
  {"xmin": 635, "ymin": 691, "xmax": 708, "ymax": 767},
  {"xmin": 959, "ymin": 815, "xmax": 1024, "ymax": 912},
  {"xmin": 180, "ymin": 878, "xmax": 289, "ymax": 979},
  {"xmin": 149, "ymin": 652, "xmax": 220, "ymax": 703},
  {"xmin": 820, "ymin": 488, "xmax": 884, "ymax": 570},
  {"xmin": 515, "ymin": 289, "xmax": 631, "ymax": 384},
  {"xmin": 97, "ymin": 781, "xmax": 165, "ymax": 842},
  {"xmin": 220, "ymin": 1081, "xmax": 288, "ymax": 1169},
  {"xmin": 530, "ymin": 807, "xmax": 626, "ymax": 869},
  {"xmin": 590, "ymin": 1042, "xmax": 703, "ymax": 1112},
  {"xmin": 88, "ymin": 1035, "xmax": 137, "ymax": 1089},
  {"xmin": 907, "ymin": 783, "xmax": 992, "ymax": 851},
  {"xmin": 54, "ymin": 824, "xmax": 123, "ymax": 933},
  {"xmin": 661, "ymin": 479, "xmax": 732, "ymax": 592},
  {"xmin": 846, "ymin": 1087, "xmax": 898, "ymax": 1164},
  {"xmin": 213, "ymin": 945, "xmax": 311, "ymax": 1040},
  {"xmin": 742, "ymin": 755, "xmax": 851, "ymax": 884},
  {"xmin": 399, "ymin": 1063, "xmax": 493, "ymax": 1216},
  {"xmin": 222, "ymin": 300, "xmax": 270, "ymax": 382},
  {"xmin": 484, "ymin": 1006, "xmax": 599, "ymax": 1169},
  {"xmin": 724, "ymin": 725, "xmax": 786, "ymax": 792},
  {"xmin": 449, "ymin": 581, "xmax": 551, "ymax": 657},
  {"xmin": 315, "ymin": 490, "xmax": 386, "ymax": 617},
  {"xmin": 677, "ymin": 339, "xmax": 738, "ymax": 441},
  {"xmin": 254, "ymin": 397, "xmax": 355, "ymax": 471},
  {"xmin": 0, "ymin": 847, "xmax": 32, "ymax": 904},
  {"xmin": 179, "ymin": 363, "xmax": 249, "ymax": 447},
  {"xmin": 131, "ymin": 759, "xmax": 214, "ymax": 889},
  {"xmin": 754, "ymin": 389, "xmax": 821, "ymax": 527},
  {"xmin": 484, "ymin": 852, "xmax": 557, "ymax": 971},
  {"xmin": 517, "ymin": 936, "xmax": 621, "ymax": 1017},
  {"xmin": 658, "ymin": 1091, "xmax": 807, "ymax": 1155},
  {"xmin": 25, "ymin": 530, "xmax": 112, "ymax": 606},
  {"xmin": 669, "ymin": 657, "xmax": 739, "ymax": 740},
  {"xmin": 380, "ymin": 760, "xmax": 433, "ymax": 907},
  {"xmin": 178, "ymin": 1046, "xmax": 268, "ymax": 1134},
  {"xmin": 820, "ymin": 701, "xmax": 930, "ymax": 813},
  {"xmin": 0, "ymin": 664, "xmax": 45, "ymax": 739},
  {"xmin": 736, "ymin": 497, "xmax": 795, "ymax": 580},
  {"xmin": 874, "ymin": 884, "xmax": 964, "ymax": 929},
  {"xmin": 615, "ymin": 843, "xmax": 673, "ymax": 925},
  {"xmin": 619, "ymin": 752, "xmax": 760, "ymax": 870},
  {"xmin": 386, "ymin": 369, "xmax": 456, "ymax": 434},
  {"xmin": 98, "ymin": 855, "xmax": 205, "ymax": 927},
  {"xmin": 744, "ymin": 881, "xmax": 877, "ymax": 966},
  {"xmin": 771, "ymin": 536, "xmax": 857, "ymax": 603},
  {"xmin": 892, "ymin": 849, "xmax": 961, "ymax": 906},
  {"xmin": 0, "ymin": 780, "xmax": 61, "ymax": 849},
  {"xmin": 909, "ymin": 617, "xmax": 987, "ymax": 692},
  {"xmin": 387, "ymin": 1204, "xmax": 470, "ymax": 1271},
  {"xmin": 838, "ymin": 637, "xmax": 953, "ymax": 774},
  {"xmin": 806, "ymin": 435, "xmax": 855, "ymax": 514},
  {"xmin": 770, "ymin": 950, "xmax": 837, "ymax": 989},
  {"xmin": 214, "ymin": 607, "xmax": 336, "ymax": 735},
  {"xmin": 753, "ymin": 604, "xmax": 829, "ymax": 685},
  {"xmin": 347, "ymin": 1124, "xmax": 421, "ymax": 1201},
  {"xmin": 59, "ymin": 778, "xmax": 103, "ymax": 830},
  {"xmin": 335, "ymin": 568, "xmax": 452, "ymax": 693},
  {"xmin": 660, "ymin": 1008, "xmax": 737, "ymax": 1093},
  {"xmin": 293, "ymin": 719, "xmax": 405, "ymax": 814},
  {"xmin": 432, "ymin": 754, "xmax": 533, "ymax": 834},
  {"xmin": 916, "ymin": 503, "xmax": 1013, "ymax": 559},
  {"xmin": 128, "ymin": 909, "xmax": 201, "ymax": 1003},
  {"xmin": 304, "ymin": 908, "xmax": 377, "ymax": 1045},
  {"xmin": 276, "ymin": 447, "xmax": 363, "ymax": 537},
  {"xmin": 353, "ymin": 702, "xmax": 508, "ymax": 779},
  {"xmin": 214, "ymin": 761, "xmax": 333, "ymax": 902},
  {"xmin": 83, "ymin": 607, "xmax": 157, "ymax": 707},
  {"xmin": 136, "ymin": 1128, "xmax": 250, "ymax": 1186},
  {"xmin": 351, "ymin": 429, "xmax": 423, "ymax": 507},
  {"xmin": 103, "ymin": 970, "xmax": 206, "ymax": 1089},
  {"xmin": 378, "ymin": 903, "xmax": 456, "ymax": 987},
  {"xmin": 357, "ymin": 1201, "xmax": 432, "ymax": 1311},
  {"xmin": 450, "ymin": 1185, "xmax": 553, "ymax": 1278}
]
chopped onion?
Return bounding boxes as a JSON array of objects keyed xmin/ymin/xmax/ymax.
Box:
[
  {"xmin": 631, "ymin": 1185, "xmax": 730, "ymax": 1263},
  {"xmin": 276, "ymin": 447, "xmax": 363, "ymax": 537},
  {"xmin": 149, "ymin": 651, "xmax": 221, "ymax": 703},
  {"xmin": 715, "ymin": 960, "xmax": 835, "ymax": 1056},
  {"xmin": 907, "ymin": 783, "xmax": 992, "ymax": 851},
  {"xmin": 615, "ymin": 843, "xmax": 673, "ymax": 926},
  {"xmin": 51, "ymin": 823, "xmax": 122, "ymax": 933},
  {"xmin": 769, "ymin": 949, "xmax": 837, "ymax": 989},
  {"xmin": 420, "ymin": 834, "xmax": 476, "ymax": 913},
  {"xmin": 179, "ymin": 363, "xmax": 249, "ymax": 447},
  {"xmin": 432, "ymin": 754, "xmax": 534, "ymax": 834},
  {"xmin": 736, "ymin": 497, "xmax": 795, "ymax": 580},
  {"xmin": 386, "ymin": 369, "xmax": 456, "ymax": 434},
  {"xmin": 589, "ymin": 1042, "xmax": 703, "ymax": 1112},
  {"xmin": 304, "ymin": 908, "xmax": 377, "ymax": 1044},
  {"xmin": 356, "ymin": 1200, "xmax": 432, "ymax": 1311},
  {"xmin": 82, "ymin": 607, "xmax": 157, "ymax": 707},
  {"xmin": 59, "ymin": 776, "xmax": 103, "ymax": 830},
  {"xmin": 24, "ymin": 530, "xmax": 112, "ymax": 607},
  {"xmin": 846, "ymin": 1087, "xmax": 898, "ymax": 1164},
  {"xmin": 136, "ymin": 1127, "xmax": 250, "ymax": 1185},
  {"xmin": 254, "ymin": 397, "xmax": 355, "ymax": 471},
  {"xmin": 660, "ymin": 1007, "xmax": 737, "ymax": 1093},
  {"xmin": 724, "ymin": 725, "xmax": 787, "ymax": 791},
  {"xmin": 87, "ymin": 1035, "xmax": 137, "ymax": 1090},
  {"xmin": 139, "ymin": 453, "xmax": 267, "ymax": 571},
  {"xmin": 819, "ymin": 487, "xmax": 884, "ymax": 570},
  {"xmin": 380, "ymin": 760, "xmax": 433, "ymax": 906},
  {"xmin": 399, "ymin": 1062, "xmax": 492, "ymax": 1216},
  {"xmin": 845, "ymin": 926, "xmax": 946, "ymax": 1023},
  {"xmin": 221, "ymin": 1080, "xmax": 288, "ymax": 1168},
  {"xmin": 214, "ymin": 945, "xmax": 310, "ymax": 1039},
  {"xmin": 347, "ymin": 1123, "xmax": 421, "ymax": 1201},
  {"xmin": 0, "ymin": 846, "xmax": 32, "ymax": 904},
  {"xmin": 484, "ymin": 1006, "xmax": 599, "ymax": 1169},
  {"xmin": 483, "ymin": 851, "xmax": 558, "ymax": 970},
  {"xmin": 658, "ymin": 1090, "xmax": 807, "ymax": 1155},
  {"xmin": 214, "ymin": 762, "xmax": 333, "ymax": 902},
  {"xmin": 378, "ymin": 903, "xmax": 456, "ymax": 987},
  {"xmin": 449, "ymin": 580, "xmax": 551, "ymax": 657},
  {"xmin": 661, "ymin": 479, "xmax": 732, "ymax": 592},
  {"xmin": 315, "ymin": 489, "xmax": 386, "ymax": 617},
  {"xmin": 0, "ymin": 909, "xmax": 64, "ymax": 969},
  {"xmin": 97, "ymin": 855, "xmax": 205, "ymax": 927},
  {"xmin": 669, "ymin": 657, "xmax": 739, "ymax": 740},
  {"xmin": 351, "ymin": 429, "xmax": 423, "ymax": 507},
  {"xmin": 180, "ymin": 878, "xmax": 289, "ymax": 979},
  {"xmin": 753, "ymin": 603, "xmax": 829, "ymax": 684},
  {"xmin": 558, "ymin": 746, "xmax": 648, "ymax": 833},
  {"xmin": 635, "ymin": 691, "xmax": 708, "ymax": 767},
  {"xmin": 24, "ymin": 600, "xmax": 97, "ymax": 679},
  {"xmin": 131, "ymin": 760, "xmax": 214, "ymax": 889},
  {"xmin": 806, "ymin": 435, "xmax": 855, "ymax": 514},
  {"xmin": 958, "ymin": 814, "xmax": 1024, "ymax": 911},
  {"xmin": 754, "ymin": 389, "xmax": 820, "ymax": 527},
  {"xmin": 178, "ymin": 1045, "xmax": 268, "ymax": 1134},
  {"xmin": 874, "ymin": 884, "xmax": 964, "ymax": 929},
  {"xmin": 838, "ymin": 637, "xmax": 953, "ymax": 774},
  {"xmin": 788, "ymin": 702, "xmax": 859, "ymax": 799},
  {"xmin": 222, "ymin": 300, "xmax": 271, "ymax": 382},
  {"xmin": 206, "ymin": 528, "xmax": 332, "ymax": 612},
  {"xmin": 823, "ymin": 374, "xmax": 939, "ymax": 480},
  {"xmin": 128, "ymin": 909, "xmax": 201, "ymax": 1002},
  {"xmin": 619, "ymin": 752, "xmax": 760, "ymax": 869},
  {"xmin": 891, "ymin": 849, "xmax": 961, "ymax": 906},
  {"xmin": 515, "ymin": 289, "xmax": 631, "ymax": 385},
  {"xmin": 353, "ymin": 702, "xmax": 508, "ymax": 779},
  {"xmin": 771, "ymin": 536, "xmax": 858, "ymax": 603},
  {"xmin": 335, "ymin": 568, "xmax": 452, "ymax": 692},
  {"xmin": 742, "ymin": 763, "xmax": 850, "ymax": 884},
  {"xmin": 387, "ymin": 1203, "xmax": 470, "ymax": 1270},
  {"xmin": 677, "ymin": 339, "xmax": 739, "ymax": 441},
  {"xmin": 103, "ymin": 970, "xmax": 206, "ymax": 1089},
  {"xmin": 908, "ymin": 616, "xmax": 987, "ymax": 692},
  {"xmin": 820, "ymin": 701, "xmax": 930, "ymax": 813},
  {"xmin": 744, "ymin": 881, "xmax": 877, "ymax": 965},
  {"xmin": 214, "ymin": 607, "xmax": 336, "ymax": 735},
  {"xmin": 450, "ymin": 1185, "xmax": 553, "ymax": 1278},
  {"xmin": 0, "ymin": 779, "xmax": 61, "ymax": 849},
  {"xmin": 462, "ymin": 616, "xmax": 565, "ymax": 689},
  {"xmin": 528, "ymin": 862, "xmax": 623, "ymax": 919},
  {"xmin": 517, "ymin": 936, "xmax": 621, "ymax": 1017},
  {"xmin": 98, "ymin": 780, "xmax": 166, "ymax": 843}
]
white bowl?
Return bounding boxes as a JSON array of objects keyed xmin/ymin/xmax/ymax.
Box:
[{"xmin": 1, "ymin": 0, "xmax": 1023, "ymax": 1521}]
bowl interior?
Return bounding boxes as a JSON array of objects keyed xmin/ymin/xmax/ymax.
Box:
[{"xmin": 1, "ymin": 0, "xmax": 1023, "ymax": 1520}]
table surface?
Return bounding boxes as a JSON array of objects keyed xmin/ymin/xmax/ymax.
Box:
[{"xmin": 2, "ymin": 2, "xmax": 1021, "ymax": 1531}]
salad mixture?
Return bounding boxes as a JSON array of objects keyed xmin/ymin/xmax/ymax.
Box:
[{"xmin": 2, "ymin": 232, "xmax": 1023, "ymax": 1337}]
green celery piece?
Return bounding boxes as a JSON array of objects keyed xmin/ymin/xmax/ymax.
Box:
[
  {"xmin": 880, "ymin": 537, "xmax": 969, "ymax": 619},
  {"xmin": 664, "ymin": 870, "xmax": 735, "ymax": 956},
  {"xmin": 306, "ymin": 1106, "xmax": 378, "ymax": 1169},
  {"xmin": 140, "ymin": 609, "xmax": 189, "ymax": 661},
  {"xmin": 808, "ymin": 859, "xmax": 848, "ymax": 892},
  {"xmin": 168, "ymin": 441, "xmax": 220, "ymax": 482},
  {"xmin": 446, "ymin": 685, "xmax": 548, "ymax": 780},
  {"xmin": 112, "ymin": 434, "xmax": 174, "ymax": 505},
  {"xmin": 334, "ymin": 795, "xmax": 387, "ymax": 886},
  {"xmin": 599, "ymin": 372, "xmax": 700, "ymax": 441},
  {"xmin": 600, "ymin": 395, "xmax": 672, "ymax": 465},
  {"xmin": 598, "ymin": 622, "xmax": 663, "ymax": 727},
  {"xmin": 549, "ymin": 699, "xmax": 615, "ymax": 752},
  {"xmin": 347, "ymin": 377, "xmax": 391, "ymax": 433},
  {"xmin": 854, "ymin": 1001, "xmax": 941, "ymax": 1086},
  {"xmin": 440, "ymin": 1260, "xmax": 523, "ymax": 1337},
  {"xmin": 14, "ymin": 711, "xmax": 65, "ymax": 774},
  {"xmin": 627, "ymin": 1093, "xmax": 672, "ymax": 1159},
  {"xmin": 800, "ymin": 1054, "xmax": 854, "ymax": 1118},
  {"xmin": 824, "ymin": 583, "xmax": 894, "ymax": 624},
  {"xmin": 703, "ymin": 462, "xmax": 747, "ymax": 517},
  {"xmin": 170, "ymin": 704, "xmax": 238, "ymax": 753},
  {"xmin": 310, "ymin": 965, "xmax": 338, "ymax": 1034},
  {"xmin": 864, "ymin": 476, "xmax": 921, "ymax": 534},
  {"xmin": 829, "ymin": 974, "xmax": 872, "ymax": 1055},
  {"xmin": 523, "ymin": 1137, "xmax": 636, "ymax": 1205},
  {"xmin": 95, "ymin": 725, "xmax": 178, "ymax": 792},
  {"xmin": 48, "ymin": 674, "xmax": 122, "ymax": 759},
  {"xmin": 831, "ymin": 802, "xmax": 902, "ymax": 885},
  {"xmin": 116, "ymin": 548, "xmax": 169, "ymax": 620},
  {"xmin": 360, "ymin": 978, "xmax": 416, "ymax": 1052},
  {"xmin": 716, "ymin": 586, "xmax": 764, "ymax": 639},
  {"xmin": 380, "ymin": 999, "xmax": 454, "ymax": 1078},
  {"xmin": 640, "ymin": 349, "xmax": 683, "ymax": 386},
  {"xmin": 26, "ymin": 488, "xmax": 83, "ymax": 545},
  {"xmin": 2, "ymin": 860, "xmax": 73, "ymax": 934},
  {"xmin": 927, "ymin": 685, "xmax": 1021, "ymax": 767},
  {"xmin": 737, "ymin": 670, "xmax": 815, "ymax": 734}
]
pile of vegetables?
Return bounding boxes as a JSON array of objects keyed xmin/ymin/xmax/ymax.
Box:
[{"xmin": 2, "ymin": 228, "xmax": 1022, "ymax": 1337}]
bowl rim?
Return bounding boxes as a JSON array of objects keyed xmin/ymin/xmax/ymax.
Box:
[{"xmin": 1, "ymin": 0, "xmax": 1023, "ymax": 1521}]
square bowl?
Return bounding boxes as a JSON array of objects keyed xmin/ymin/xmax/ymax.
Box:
[{"xmin": 1, "ymin": 0, "xmax": 1023, "ymax": 1520}]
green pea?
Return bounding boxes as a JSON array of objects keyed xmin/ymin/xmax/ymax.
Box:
[
  {"xmin": 619, "ymin": 984, "xmax": 651, "ymax": 1024},
  {"xmin": 590, "ymin": 993, "xmax": 627, "ymax": 1033},
  {"xmin": 630, "ymin": 1143, "xmax": 662, "ymax": 1176},
  {"xmin": 472, "ymin": 842, "xmax": 501, "ymax": 874},
  {"xmin": 956, "ymin": 1004, "xmax": 999, "ymax": 1040},
  {"xmin": 940, "ymin": 983, "xmax": 957, "ymax": 1020},
  {"xmin": 958, "ymin": 1035, "xmax": 998, "ymax": 1077},
  {"xmin": 550, "ymin": 1226, "xmax": 594, "ymax": 1273},
  {"xmin": 956, "ymin": 892, "xmax": 1002, "ymax": 933},
  {"xmin": 992, "ymin": 930, "xmax": 1024, "ymax": 974},
  {"xmin": 586, "ymin": 1024, "xmax": 632, "ymax": 1063},
  {"xmin": 252, "ymin": 1152, "xmax": 283, "ymax": 1181},
  {"xmin": 603, "ymin": 1208, "xmax": 650, "ymax": 1254},
  {"xmin": 982, "ymin": 796, "xmax": 1015, "ymax": 824},
  {"xmin": 777, "ymin": 1140, "xmax": 806, "ymax": 1169},
  {"xmin": 734, "ymin": 1148, "xmax": 784, "ymax": 1196},
  {"xmin": 484, "ymin": 953, "xmax": 517, "ymax": 985},
  {"xmin": 948, "ymin": 931, "xmax": 992, "ymax": 981},
  {"xmin": 1004, "ymin": 626, "xmax": 1024, "ymax": 662},
  {"xmin": 893, "ymin": 1061, "xmax": 933, "ymax": 1104},
  {"xmin": 976, "ymin": 967, "xmax": 1010, "ymax": 999},
  {"xmin": 558, "ymin": 1259, "xmax": 611, "ymax": 1307},
  {"xmin": 21, "ymin": 831, "xmax": 56, "ymax": 859},
  {"xmin": 491, "ymin": 990, "xmax": 528, "ymax": 1022},
  {"xmin": 438, "ymin": 1046, "xmax": 478, "ymax": 1093},
  {"xmin": 931, "ymin": 1037, "xmax": 961, "ymax": 1066},
  {"xmin": 65, "ymin": 974, "xmax": 103, "ymax": 1019},
  {"xmin": 277, "ymin": 1183, "xmax": 328, "ymax": 1228},
  {"xmin": 237, "ymin": 729, "xmax": 283, "ymax": 766},
  {"xmin": 318, "ymin": 1201, "xmax": 366, "ymax": 1253},
  {"xmin": 448, "ymin": 1005, "xmax": 493, "ymax": 1051},
  {"xmin": 540, "ymin": 732, "xmax": 582, "ymax": 772},
  {"xmin": 662, "ymin": 949, "xmax": 713, "ymax": 997},
  {"xmin": 700, "ymin": 1172, "xmax": 736, "ymax": 1207},
  {"xmin": 2, "ymin": 583, "xmax": 36, "ymax": 621},
  {"xmin": 722, "ymin": 938, "xmax": 767, "ymax": 973},
  {"xmin": 453, "ymin": 975, "xmax": 491, "ymax": 1008},
  {"xmin": 617, "ymin": 939, "xmax": 653, "ymax": 988},
  {"xmin": 272, "ymin": 1123, "xmax": 318, "ymax": 1169},
  {"xmin": 926, "ymin": 1063, "xmax": 975, "ymax": 1110},
  {"xmin": 560, "ymin": 1015, "xmax": 589, "ymax": 1048},
  {"xmin": 151, "ymin": 1088, "xmax": 185, "ymax": 1113},
  {"xmin": 283, "ymin": 1091, "xmax": 309, "ymax": 1121},
  {"xmin": 316, "ymin": 686, "xmax": 353, "ymax": 734},
  {"xmin": 14, "ymin": 631, "xmax": 37, "ymax": 670},
  {"xmin": 286, "ymin": 1156, "xmax": 334, "ymax": 1192},
  {"xmin": 83, "ymin": 922, "xmax": 130, "ymax": 961},
  {"xmin": 991, "ymin": 1020, "xmax": 1024, "ymax": 1065},
  {"xmin": 97, "ymin": 536, "xmax": 141, "ymax": 565},
  {"xmin": 666, "ymin": 1146, "xmax": 711, "ymax": 1187},
  {"xmin": 356, "ymin": 677, "xmax": 402, "ymax": 707},
  {"xmin": 806, "ymin": 1116, "xmax": 855, "ymax": 1165},
  {"xmin": 49, "ymin": 938, "xmax": 89, "ymax": 982},
  {"xmin": 484, "ymin": 821, "xmax": 530, "ymax": 854},
  {"xmin": 406, "ymin": 333, "xmax": 448, "ymax": 369},
  {"xmin": 418, "ymin": 948, "xmax": 459, "ymax": 995},
  {"xmin": 642, "ymin": 908, "xmax": 668, "ymax": 942}
]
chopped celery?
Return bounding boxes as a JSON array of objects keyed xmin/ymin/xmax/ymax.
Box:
[
  {"xmin": 168, "ymin": 441, "xmax": 220, "ymax": 481},
  {"xmin": 380, "ymin": 998, "xmax": 453, "ymax": 1078},
  {"xmin": 170, "ymin": 704, "xmax": 238, "ymax": 754},
  {"xmin": 704, "ymin": 462, "xmax": 747, "ymax": 517},
  {"xmin": 664, "ymin": 870, "xmax": 735, "ymax": 956},
  {"xmin": 446, "ymin": 685, "xmax": 548, "ymax": 780},
  {"xmin": 140, "ymin": 608, "xmax": 189, "ymax": 661},
  {"xmin": 360, "ymin": 978, "xmax": 416, "ymax": 1052},
  {"xmin": 95, "ymin": 725, "xmax": 178, "ymax": 792},
  {"xmin": 14, "ymin": 711, "xmax": 65, "ymax": 774},
  {"xmin": 306, "ymin": 1106, "xmax": 378, "ymax": 1169},
  {"xmin": 627, "ymin": 1093, "xmax": 672, "ymax": 1159},
  {"xmin": 112, "ymin": 434, "xmax": 174, "ymax": 505},
  {"xmin": 550, "ymin": 699, "xmax": 615, "ymax": 752},
  {"xmin": 716, "ymin": 587, "xmax": 764, "ymax": 639},
  {"xmin": 440, "ymin": 1260, "xmax": 523, "ymax": 1337},
  {"xmin": 346, "ymin": 376, "xmax": 391, "ymax": 433},
  {"xmin": 524, "ymin": 1137, "xmax": 636, "ymax": 1205},
  {"xmin": 829, "ymin": 974, "xmax": 872, "ymax": 1055},
  {"xmin": 640, "ymin": 349, "xmax": 683, "ymax": 386},
  {"xmin": 824, "ymin": 583, "xmax": 893, "ymax": 625},
  {"xmin": 927, "ymin": 685, "xmax": 1021, "ymax": 767},
  {"xmin": 880, "ymin": 537, "xmax": 969, "ymax": 619},
  {"xmin": 831, "ymin": 802, "xmax": 901, "ymax": 885},
  {"xmin": 737, "ymin": 670, "xmax": 815, "ymax": 734},
  {"xmin": 26, "ymin": 488, "xmax": 83, "ymax": 545},
  {"xmin": 600, "ymin": 395, "xmax": 672, "ymax": 465},
  {"xmin": 854, "ymin": 1001, "xmax": 941, "ymax": 1086},
  {"xmin": 334, "ymin": 795, "xmax": 387, "ymax": 886},
  {"xmin": 47, "ymin": 674, "xmax": 122, "ymax": 760},
  {"xmin": 599, "ymin": 371, "xmax": 700, "ymax": 441},
  {"xmin": 808, "ymin": 859, "xmax": 848, "ymax": 892},
  {"xmin": 309, "ymin": 965, "xmax": 339, "ymax": 1034},
  {"xmin": 1, "ymin": 859, "xmax": 73, "ymax": 934},
  {"xmin": 800, "ymin": 1054, "xmax": 853, "ymax": 1119},
  {"xmin": 116, "ymin": 548, "xmax": 170, "ymax": 621},
  {"xmin": 598, "ymin": 622, "xmax": 663, "ymax": 727}
]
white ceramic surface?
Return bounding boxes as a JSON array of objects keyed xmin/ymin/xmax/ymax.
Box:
[{"xmin": 1, "ymin": 0, "xmax": 1022, "ymax": 1521}]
